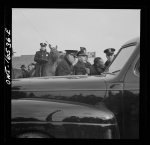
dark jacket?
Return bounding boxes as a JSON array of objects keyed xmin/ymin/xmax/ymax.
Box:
[
  {"xmin": 55, "ymin": 56, "xmax": 74, "ymax": 76},
  {"xmin": 105, "ymin": 55, "xmax": 116, "ymax": 68},
  {"xmin": 34, "ymin": 50, "xmax": 49, "ymax": 77},
  {"xmin": 105, "ymin": 60, "xmax": 111, "ymax": 68},
  {"xmin": 74, "ymin": 61, "xmax": 87, "ymax": 75},
  {"xmin": 34, "ymin": 50, "xmax": 49, "ymax": 64},
  {"xmin": 85, "ymin": 61, "xmax": 92, "ymax": 68},
  {"xmin": 90, "ymin": 64, "xmax": 105, "ymax": 75}
]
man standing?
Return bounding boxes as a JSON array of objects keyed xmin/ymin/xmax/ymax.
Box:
[
  {"xmin": 104, "ymin": 48, "xmax": 116, "ymax": 68},
  {"xmin": 74, "ymin": 51, "xmax": 90, "ymax": 75},
  {"xmin": 90, "ymin": 57, "xmax": 105, "ymax": 75},
  {"xmin": 34, "ymin": 43, "xmax": 49, "ymax": 77},
  {"xmin": 55, "ymin": 50, "xmax": 78, "ymax": 76}
]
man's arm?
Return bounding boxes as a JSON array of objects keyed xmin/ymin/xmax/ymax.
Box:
[{"xmin": 34, "ymin": 52, "xmax": 41, "ymax": 63}]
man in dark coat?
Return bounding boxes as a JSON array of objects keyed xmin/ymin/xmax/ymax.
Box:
[
  {"xmin": 34, "ymin": 43, "xmax": 49, "ymax": 77},
  {"xmin": 79, "ymin": 47, "xmax": 92, "ymax": 69},
  {"xmin": 90, "ymin": 57, "xmax": 105, "ymax": 75},
  {"xmin": 74, "ymin": 51, "xmax": 90, "ymax": 75},
  {"xmin": 104, "ymin": 48, "xmax": 116, "ymax": 68},
  {"xmin": 55, "ymin": 50, "xmax": 78, "ymax": 76}
]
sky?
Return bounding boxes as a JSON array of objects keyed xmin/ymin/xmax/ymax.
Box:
[{"xmin": 12, "ymin": 8, "xmax": 140, "ymax": 62}]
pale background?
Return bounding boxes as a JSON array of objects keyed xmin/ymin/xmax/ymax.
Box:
[{"xmin": 12, "ymin": 8, "xmax": 140, "ymax": 62}]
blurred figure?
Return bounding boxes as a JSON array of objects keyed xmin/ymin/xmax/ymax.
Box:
[
  {"xmin": 90, "ymin": 57, "xmax": 105, "ymax": 75},
  {"xmin": 55, "ymin": 50, "xmax": 78, "ymax": 76},
  {"xmin": 80, "ymin": 47, "xmax": 87, "ymax": 53},
  {"xmin": 104, "ymin": 48, "xmax": 116, "ymax": 68},
  {"xmin": 28, "ymin": 63, "xmax": 36, "ymax": 77},
  {"xmin": 34, "ymin": 43, "xmax": 49, "ymax": 77},
  {"xmin": 20, "ymin": 65, "xmax": 29, "ymax": 78},
  {"xmin": 74, "ymin": 51, "xmax": 90, "ymax": 75},
  {"xmin": 80, "ymin": 47, "xmax": 92, "ymax": 70}
]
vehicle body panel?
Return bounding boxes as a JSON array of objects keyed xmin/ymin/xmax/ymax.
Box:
[{"xmin": 11, "ymin": 37, "xmax": 140, "ymax": 138}]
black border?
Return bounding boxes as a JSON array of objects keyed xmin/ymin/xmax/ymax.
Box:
[
  {"xmin": 3, "ymin": 3, "xmax": 148, "ymax": 143},
  {"xmin": 4, "ymin": 6, "xmax": 12, "ymax": 143}
]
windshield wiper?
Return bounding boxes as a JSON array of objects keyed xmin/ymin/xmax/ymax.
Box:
[
  {"xmin": 101, "ymin": 69, "xmax": 121, "ymax": 75},
  {"xmin": 111, "ymin": 70, "xmax": 121, "ymax": 73},
  {"xmin": 101, "ymin": 72, "xmax": 116, "ymax": 75}
]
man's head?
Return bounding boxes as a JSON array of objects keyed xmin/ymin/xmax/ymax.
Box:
[
  {"xmin": 40, "ymin": 43, "xmax": 47, "ymax": 51},
  {"xmin": 80, "ymin": 47, "xmax": 86, "ymax": 53},
  {"xmin": 20, "ymin": 65, "xmax": 26, "ymax": 70},
  {"xmin": 65, "ymin": 50, "xmax": 78, "ymax": 64},
  {"xmin": 28, "ymin": 63, "xmax": 35, "ymax": 71},
  {"xmin": 77, "ymin": 51, "xmax": 88, "ymax": 63},
  {"xmin": 94, "ymin": 57, "xmax": 105, "ymax": 67},
  {"xmin": 104, "ymin": 48, "xmax": 115, "ymax": 61}
]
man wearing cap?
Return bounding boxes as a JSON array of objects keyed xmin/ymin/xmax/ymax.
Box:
[
  {"xmin": 34, "ymin": 43, "xmax": 50, "ymax": 77},
  {"xmin": 104, "ymin": 48, "xmax": 116, "ymax": 68},
  {"xmin": 20, "ymin": 65, "xmax": 29, "ymax": 78},
  {"xmin": 73, "ymin": 51, "xmax": 91, "ymax": 75},
  {"xmin": 55, "ymin": 50, "xmax": 78, "ymax": 76},
  {"xmin": 79, "ymin": 47, "xmax": 92, "ymax": 69},
  {"xmin": 90, "ymin": 57, "xmax": 105, "ymax": 75}
]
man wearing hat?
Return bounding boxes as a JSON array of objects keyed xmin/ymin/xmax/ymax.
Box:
[
  {"xmin": 73, "ymin": 51, "xmax": 91, "ymax": 75},
  {"xmin": 55, "ymin": 50, "xmax": 78, "ymax": 76},
  {"xmin": 20, "ymin": 65, "xmax": 29, "ymax": 78},
  {"xmin": 34, "ymin": 43, "xmax": 50, "ymax": 77},
  {"xmin": 80, "ymin": 47, "xmax": 86, "ymax": 53},
  {"xmin": 104, "ymin": 48, "xmax": 116, "ymax": 68},
  {"xmin": 79, "ymin": 47, "xmax": 92, "ymax": 69}
]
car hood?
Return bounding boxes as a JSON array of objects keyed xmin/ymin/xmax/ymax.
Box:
[{"xmin": 12, "ymin": 98, "xmax": 115, "ymax": 124}]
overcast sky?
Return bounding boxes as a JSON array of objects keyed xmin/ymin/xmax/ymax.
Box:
[{"xmin": 12, "ymin": 8, "xmax": 140, "ymax": 61}]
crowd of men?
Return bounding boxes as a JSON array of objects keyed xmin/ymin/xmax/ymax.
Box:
[{"xmin": 19, "ymin": 42, "xmax": 116, "ymax": 78}]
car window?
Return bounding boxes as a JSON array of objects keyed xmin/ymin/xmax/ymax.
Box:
[{"xmin": 108, "ymin": 45, "xmax": 137, "ymax": 73}]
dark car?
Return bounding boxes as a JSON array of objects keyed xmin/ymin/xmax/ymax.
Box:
[{"xmin": 11, "ymin": 37, "xmax": 140, "ymax": 138}]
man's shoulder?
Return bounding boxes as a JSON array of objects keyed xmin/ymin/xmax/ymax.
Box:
[
  {"xmin": 35, "ymin": 51, "xmax": 41, "ymax": 54},
  {"xmin": 58, "ymin": 58, "xmax": 68, "ymax": 66}
]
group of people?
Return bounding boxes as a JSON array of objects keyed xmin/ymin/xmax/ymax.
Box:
[
  {"xmin": 55, "ymin": 47, "xmax": 116, "ymax": 76},
  {"xmin": 19, "ymin": 63, "xmax": 36, "ymax": 78},
  {"xmin": 19, "ymin": 42, "xmax": 116, "ymax": 78}
]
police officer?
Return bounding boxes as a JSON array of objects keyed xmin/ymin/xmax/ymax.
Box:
[
  {"xmin": 34, "ymin": 43, "xmax": 49, "ymax": 77},
  {"xmin": 74, "ymin": 51, "xmax": 90, "ymax": 75},
  {"xmin": 80, "ymin": 47, "xmax": 86, "ymax": 53},
  {"xmin": 104, "ymin": 48, "xmax": 116, "ymax": 68},
  {"xmin": 90, "ymin": 57, "xmax": 105, "ymax": 75},
  {"xmin": 55, "ymin": 50, "xmax": 78, "ymax": 76}
]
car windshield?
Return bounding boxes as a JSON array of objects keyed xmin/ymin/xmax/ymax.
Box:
[{"xmin": 108, "ymin": 44, "xmax": 137, "ymax": 74}]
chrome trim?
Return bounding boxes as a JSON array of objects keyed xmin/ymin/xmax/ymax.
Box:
[
  {"xmin": 11, "ymin": 88, "xmax": 139, "ymax": 92},
  {"xmin": 11, "ymin": 121, "xmax": 116, "ymax": 127}
]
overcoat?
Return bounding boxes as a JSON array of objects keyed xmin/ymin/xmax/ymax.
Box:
[
  {"xmin": 34, "ymin": 50, "xmax": 49, "ymax": 77},
  {"xmin": 55, "ymin": 56, "xmax": 74, "ymax": 76},
  {"xmin": 90, "ymin": 64, "xmax": 105, "ymax": 75},
  {"xmin": 73, "ymin": 61, "xmax": 87, "ymax": 75}
]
